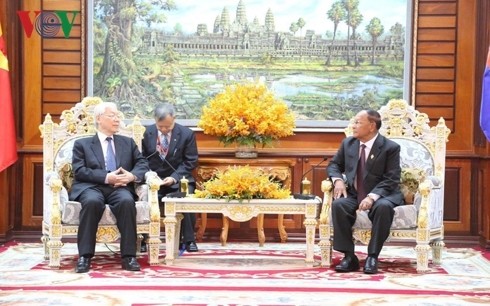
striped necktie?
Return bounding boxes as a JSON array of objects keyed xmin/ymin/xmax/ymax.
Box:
[{"xmin": 160, "ymin": 133, "xmax": 169, "ymax": 157}]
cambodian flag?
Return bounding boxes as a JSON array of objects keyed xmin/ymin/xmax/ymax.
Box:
[{"xmin": 481, "ymin": 46, "xmax": 490, "ymax": 142}]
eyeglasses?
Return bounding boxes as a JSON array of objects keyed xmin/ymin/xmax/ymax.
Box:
[{"xmin": 101, "ymin": 113, "xmax": 121, "ymax": 120}]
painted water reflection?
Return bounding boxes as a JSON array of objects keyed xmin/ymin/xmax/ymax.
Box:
[{"xmin": 190, "ymin": 72, "xmax": 402, "ymax": 103}]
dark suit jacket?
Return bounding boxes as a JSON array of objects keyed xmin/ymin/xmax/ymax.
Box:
[
  {"xmin": 142, "ymin": 123, "xmax": 198, "ymax": 185},
  {"xmin": 327, "ymin": 134, "xmax": 404, "ymax": 205},
  {"xmin": 69, "ymin": 134, "xmax": 149, "ymax": 201}
]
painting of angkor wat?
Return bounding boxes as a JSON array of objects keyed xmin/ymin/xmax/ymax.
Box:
[{"xmin": 91, "ymin": 0, "xmax": 411, "ymax": 128}]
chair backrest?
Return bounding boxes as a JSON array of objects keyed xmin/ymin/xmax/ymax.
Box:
[{"xmin": 39, "ymin": 97, "xmax": 146, "ymax": 217}]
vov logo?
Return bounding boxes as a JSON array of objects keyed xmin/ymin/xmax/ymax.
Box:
[{"xmin": 17, "ymin": 11, "xmax": 80, "ymax": 38}]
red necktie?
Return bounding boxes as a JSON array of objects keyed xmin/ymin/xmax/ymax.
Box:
[{"xmin": 356, "ymin": 144, "xmax": 367, "ymax": 204}]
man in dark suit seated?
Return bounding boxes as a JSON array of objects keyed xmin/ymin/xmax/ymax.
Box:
[
  {"xmin": 70, "ymin": 102, "xmax": 149, "ymax": 273},
  {"xmin": 327, "ymin": 109, "xmax": 404, "ymax": 274},
  {"xmin": 141, "ymin": 103, "xmax": 199, "ymax": 253}
]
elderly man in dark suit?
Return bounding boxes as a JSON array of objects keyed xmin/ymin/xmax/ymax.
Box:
[
  {"xmin": 141, "ymin": 103, "xmax": 199, "ymax": 253},
  {"xmin": 70, "ymin": 102, "xmax": 149, "ymax": 273},
  {"xmin": 327, "ymin": 109, "xmax": 404, "ymax": 274}
]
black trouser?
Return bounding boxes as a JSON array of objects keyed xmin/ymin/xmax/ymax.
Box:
[
  {"xmin": 331, "ymin": 195, "xmax": 394, "ymax": 257},
  {"xmin": 76, "ymin": 186, "xmax": 137, "ymax": 258}
]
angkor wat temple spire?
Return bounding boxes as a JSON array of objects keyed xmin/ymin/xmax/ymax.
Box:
[
  {"xmin": 236, "ymin": 0, "xmax": 247, "ymax": 25},
  {"xmin": 220, "ymin": 7, "xmax": 230, "ymax": 32},
  {"xmin": 265, "ymin": 8, "xmax": 275, "ymax": 32}
]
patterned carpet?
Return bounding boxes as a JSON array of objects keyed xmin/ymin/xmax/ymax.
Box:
[{"xmin": 0, "ymin": 241, "xmax": 490, "ymax": 305}]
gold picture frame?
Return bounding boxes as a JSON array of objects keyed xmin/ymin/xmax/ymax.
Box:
[{"xmin": 85, "ymin": 0, "xmax": 418, "ymax": 130}]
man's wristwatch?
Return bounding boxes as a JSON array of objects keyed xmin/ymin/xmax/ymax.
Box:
[{"xmin": 366, "ymin": 195, "xmax": 375, "ymax": 203}]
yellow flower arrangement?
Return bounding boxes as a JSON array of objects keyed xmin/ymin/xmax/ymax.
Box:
[
  {"xmin": 194, "ymin": 165, "xmax": 291, "ymax": 201},
  {"xmin": 198, "ymin": 82, "xmax": 296, "ymax": 147}
]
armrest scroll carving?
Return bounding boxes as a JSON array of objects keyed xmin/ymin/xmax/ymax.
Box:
[{"xmin": 320, "ymin": 179, "xmax": 333, "ymax": 225}]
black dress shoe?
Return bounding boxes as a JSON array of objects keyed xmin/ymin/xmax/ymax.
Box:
[
  {"xmin": 75, "ymin": 256, "xmax": 91, "ymax": 273},
  {"xmin": 363, "ymin": 256, "xmax": 378, "ymax": 274},
  {"xmin": 334, "ymin": 255, "xmax": 360, "ymax": 272},
  {"xmin": 140, "ymin": 241, "xmax": 147, "ymax": 253},
  {"xmin": 185, "ymin": 241, "xmax": 198, "ymax": 252},
  {"xmin": 121, "ymin": 257, "xmax": 141, "ymax": 271}
]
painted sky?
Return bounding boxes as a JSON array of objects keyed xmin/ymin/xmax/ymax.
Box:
[{"xmin": 158, "ymin": 0, "xmax": 409, "ymax": 37}]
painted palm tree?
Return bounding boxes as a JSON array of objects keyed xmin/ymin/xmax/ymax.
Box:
[
  {"xmin": 349, "ymin": 9, "xmax": 363, "ymax": 66},
  {"xmin": 297, "ymin": 17, "xmax": 306, "ymax": 58},
  {"xmin": 290, "ymin": 22, "xmax": 299, "ymax": 36},
  {"xmin": 290, "ymin": 21, "xmax": 299, "ymax": 55},
  {"xmin": 389, "ymin": 22, "xmax": 405, "ymax": 60},
  {"xmin": 325, "ymin": 1, "xmax": 346, "ymax": 66},
  {"xmin": 366, "ymin": 17, "xmax": 385, "ymax": 65},
  {"xmin": 341, "ymin": 0, "xmax": 360, "ymax": 66}
]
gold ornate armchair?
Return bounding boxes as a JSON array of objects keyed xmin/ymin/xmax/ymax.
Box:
[
  {"xmin": 318, "ymin": 99, "xmax": 450, "ymax": 272},
  {"xmin": 39, "ymin": 97, "xmax": 162, "ymax": 268}
]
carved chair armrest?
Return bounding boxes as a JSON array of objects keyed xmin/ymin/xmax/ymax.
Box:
[
  {"xmin": 145, "ymin": 171, "xmax": 163, "ymax": 222},
  {"xmin": 45, "ymin": 172, "xmax": 64, "ymax": 225},
  {"xmin": 319, "ymin": 179, "xmax": 333, "ymax": 225},
  {"xmin": 416, "ymin": 178, "xmax": 443, "ymax": 230}
]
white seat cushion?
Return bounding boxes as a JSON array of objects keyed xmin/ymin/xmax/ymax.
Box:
[
  {"xmin": 62, "ymin": 200, "xmax": 150, "ymax": 225},
  {"xmin": 353, "ymin": 204, "xmax": 418, "ymax": 229}
]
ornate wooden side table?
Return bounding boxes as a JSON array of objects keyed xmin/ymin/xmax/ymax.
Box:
[{"xmin": 162, "ymin": 196, "xmax": 322, "ymax": 266}]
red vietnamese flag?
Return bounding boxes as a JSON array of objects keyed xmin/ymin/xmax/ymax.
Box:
[{"xmin": 0, "ymin": 23, "xmax": 18, "ymax": 172}]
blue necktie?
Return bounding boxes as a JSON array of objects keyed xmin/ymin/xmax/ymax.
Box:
[{"xmin": 106, "ymin": 137, "xmax": 117, "ymax": 171}]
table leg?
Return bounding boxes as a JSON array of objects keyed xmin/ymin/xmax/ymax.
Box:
[
  {"xmin": 304, "ymin": 216, "xmax": 317, "ymax": 266},
  {"xmin": 220, "ymin": 216, "xmax": 230, "ymax": 246},
  {"xmin": 257, "ymin": 214, "xmax": 265, "ymax": 246},
  {"xmin": 175, "ymin": 213, "xmax": 184, "ymax": 255},
  {"xmin": 163, "ymin": 215, "xmax": 177, "ymax": 265},
  {"xmin": 277, "ymin": 214, "xmax": 288, "ymax": 243},
  {"xmin": 196, "ymin": 213, "xmax": 207, "ymax": 242}
]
